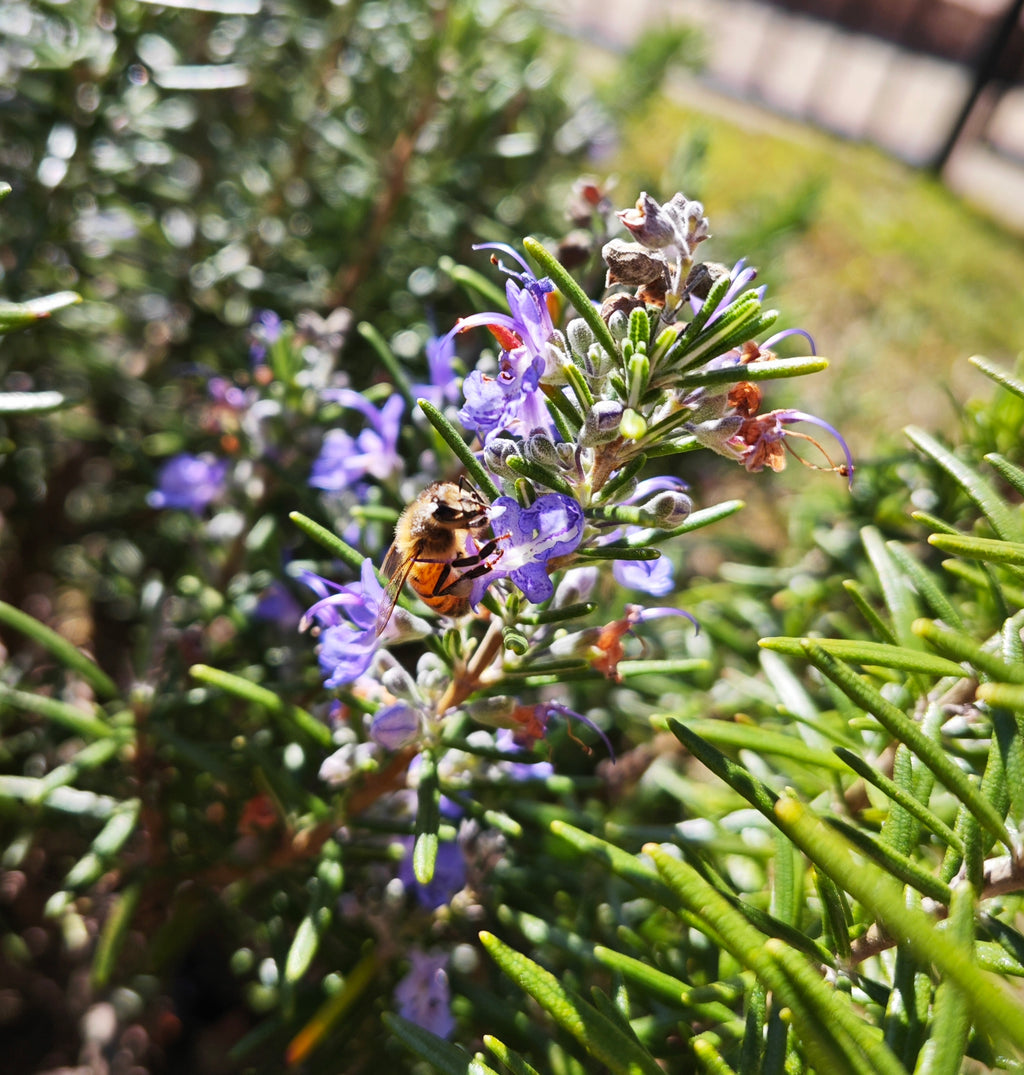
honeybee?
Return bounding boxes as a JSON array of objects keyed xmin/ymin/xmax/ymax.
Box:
[{"xmin": 375, "ymin": 481, "xmax": 501, "ymax": 634}]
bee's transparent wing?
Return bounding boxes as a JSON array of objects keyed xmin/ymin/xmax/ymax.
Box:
[{"xmin": 375, "ymin": 544, "xmax": 416, "ymax": 636}]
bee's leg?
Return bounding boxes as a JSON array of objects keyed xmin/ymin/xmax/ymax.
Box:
[
  {"xmin": 433, "ymin": 535, "xmax": 507, "ymax": 597},
  {"xmin": 428, "ymin": 561, "xmax": 455, "ymax": 598},
  {"xmin": 450, "ymin": 536, "xmax": 501, "ymax": 570}
]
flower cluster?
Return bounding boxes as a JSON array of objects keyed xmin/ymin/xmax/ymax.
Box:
[
  {"xmin": 149, "ymin": 186, "xmax": 853, "ymax": 1040},
  {"xmin": 303, "ymin": 187, "xmax": 852, "ymax": 815}
]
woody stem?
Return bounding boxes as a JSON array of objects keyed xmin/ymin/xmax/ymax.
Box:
[{"xmin": 438, "ymin": 618, "xmax": 504, "ymax": 713}]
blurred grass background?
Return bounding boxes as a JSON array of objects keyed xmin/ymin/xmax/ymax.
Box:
[
  {"xmin": 4, "ymin": 1, "xmax": 1024, "ymax": 1072},
  {"xmin": 617, "ymin": 93, "xmax": 1024, "ymax": 455}
]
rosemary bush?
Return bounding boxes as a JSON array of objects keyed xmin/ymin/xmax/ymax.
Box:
[{"xmin": 4, "ymin": 5, "xmax": 1024, "ymax": 1075}]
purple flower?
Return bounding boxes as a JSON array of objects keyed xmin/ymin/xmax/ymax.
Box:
[
  {"xmin": 444, "ymin": 244, "xmax": 560, "ymax": 443},
  {"xmin": 249, "ymin": 309, "xmax": 282, "ymax": 364},
  {"xmin": 394, "ymin": 949, "xmax": 455, "ymax": 1039},
  {"xmin": 300, "ymin": 560, "xmax": 388, "ymax": 688},
  {"xmin": 311, "ymin": 389, "xmax": 404, "ymax": 492},
  {"xmin": 474, "ymin": 494, "xmax": 585, "ymax": 605},
  {"xmin": 613, "ymin": 555, "xmax": 675, "ymax": 596},
  {"xmin": 370, "ymin": 702, "xmax": 422, "ymax": 750},
  {"xmin": 411, "ymin": 333, "xmax": 461, "ymax": 409},
  {"xmin": 253, "ymin": 581, "xmax": 303, "ymax": 630},
  {"xmin": 495, "ymin": 728, "xmax": 555, "ymax": 781},
  {"xmin": 316, "ymin": 622, "xmax": 379, "ymax": 689},
  {"xmin": 147, "ymin": 453, "xmax": 228, "ymax": 513},
  {"xmin": 208, "ymin": 376, "xmax": 253, "ymax": 411},
  {"xmin": 398, "ymin": 837, "xmax": 466, "ymax": 909}
]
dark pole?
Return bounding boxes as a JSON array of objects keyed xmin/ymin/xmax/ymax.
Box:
[{"xmin": 929, "ymin": 0, "xmax": 1024, "ymax": 173}]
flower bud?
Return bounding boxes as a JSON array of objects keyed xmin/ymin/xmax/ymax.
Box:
[
  {"xmin": 566, "ymin": 317, "xmax": 594, "ymax": 362},
  {"xmin": 525, "ymin": 433, "xmax": 560, "ymax": 468},
  {"xmin": 380, "ymin": 663, "xmax": 417, "ymax": 699},
  {"xmin": 606, "ymin": 308, "xmax": 631, "ymax": 341},
  {"xmin": 319, "ymin": 741, "xmax": 380, "ymax": 785},
  {"xmin": 370, "ymin": 702, "xmax": 421, "ymax": 750},
  {"xmin": 637, "ymin": 490, "xmax": 693, "ymax": 528},
  {"xmin": 463, "ymin": 695, "xmax": 518, "ymax": 729},
  {"xmin": 552, "ymin": 566, "xmax": 599, "ymax": 607},
  {"xmin": 580, "ymin": 400, "xmax": 624, "ymax": 446},
  {"xmin": 415, "ymin": 652, "xmax": 450, "ymax": 693},
  {"xmin": 483, "ymin": 436, "xmax": 521, "ymax": 479},
  {"xmin": 554, "ymin": 441, "xmax": 578, "ymax": 471}
]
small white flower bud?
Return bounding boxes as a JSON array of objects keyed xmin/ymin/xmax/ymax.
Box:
[
  {"xmin": 380, "ymin": 663, "xmax": 417, "ymax": 699},
  {"xmin": 554, "ymin": 442, "xmax": 578, "ymax": 470},
  {"xmin": 580, "ymin": 400, "xmax": 624, "ymax": 446},
  {"xmin": 638, "ymin": 490, "xmax": 693, "ymax": 528},
  {"xmin": 483, "ymin": 436, "xmax": 521, "ymax": 479},
  {"xmin": 606, "ymin": 309, "xmax": 631, "ymax": 341},
  {"xmin": 464, "ymin": 695, "xmax": 518, "ymax": 728},
  {"xmin": 566, "ymin": 318, "xmax": 594, "ymax": 361}
]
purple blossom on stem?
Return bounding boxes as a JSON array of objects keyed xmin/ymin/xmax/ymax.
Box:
[
  {"xmin": 613, "ymin": 555, "xmax": 675, "ymax": 596},
  {"xmin": 411, "ymin": 333, "xmax": 461, "ymax": 409},
  {"xmin": 249, "ymin": 309, "xmax": 282, "ymax": 364},
  {"xmin": 445, "ymin": 244, "xmax": 560, "ymax": 443},
  {"xmin": 370, "ymin": 702, "xmax": 422, "ymax": 750},
  {"xmin": 472, "ymin": 494, "xmax": 585, "ymax": 605},
  {"xmin": 458, "ymin": 348, "xmax": 551, "ymax": 444},
  {"xmin": 147, "ymin": 453, "xmax": 228, "ymax": 513},
  {"xmin": 300, "ymin": 560, "xmax": 389, "ymax": 688},
  {"xmin": 315, "ymin": 622, "xmax": 379, "ymax": 689},
  {"xmin": 311, "ymin": 389, "xmax": 404, "ymax": 492},
  {"xmin": 394, "ymin": 949, "xmax": 455, "ymax": 1039}
]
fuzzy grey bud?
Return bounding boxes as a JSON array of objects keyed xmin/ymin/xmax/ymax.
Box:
[
  {"xmin": 566, "ymin": 317, "xmax": 595, "ymax": 361},
  {"xmin": 638, "ymin": 490, "xmax": 694, "ymax": 528},
  {"xmin": 483, "ymin": 436, "xmax": 521, "ymax": 479},
  {"xmin": 380, "ymin": 663, "xmax": 417, "ymax": 699},
  {"xmin": 554, "ymin": 442, "xmax": 578, "ymax": 471},
  {"xmin": 525, "ymin": 433, "xmax": 560, "ymax": 468},
  {"xmin": 581, "ymin": 400, "xmax": 624, "ymax": 446},
  {"xmin": 606, "ymin": 308, "xmax": 631, "ymax": 342}
]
